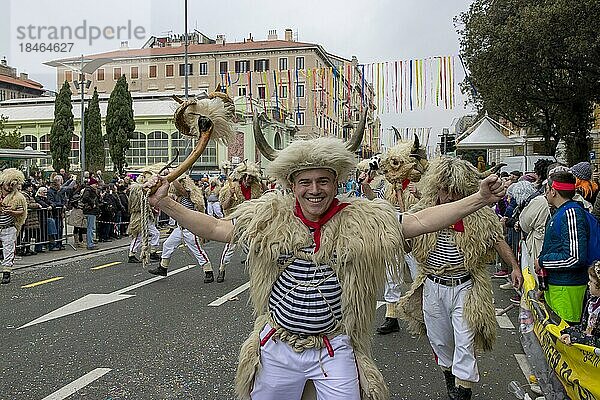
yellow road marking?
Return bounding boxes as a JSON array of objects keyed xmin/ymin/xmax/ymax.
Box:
[
  {"xmin": 21, "ymin": 277, "xmax": 64, "ymax": 288},
  {"xmin": 91, "ymin": 261, "xmax": 122, "ymax": 270}
]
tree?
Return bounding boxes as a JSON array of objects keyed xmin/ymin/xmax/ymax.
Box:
[
  {"xmin": 0, "ymin": 115, "xmax": 21, "ymax": 149},
  {"xmin": 85, "ymin": 87, "xmax": 105, "ymax": 174},
  {"xmin": 50, "ymin": 81, "xmax": 74, "ymax": 172},
  {"xmin": 457, "ymin": 0, "xmax": 600, "ymax": 165},
  {"xmin": 106, "ymin": 75, "xmax": 134, "ymax": 174}
]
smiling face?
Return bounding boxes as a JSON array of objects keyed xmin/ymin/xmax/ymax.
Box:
[{"xmin": 291, "ymin": 168, "xmax": 338, "ymax": 222}]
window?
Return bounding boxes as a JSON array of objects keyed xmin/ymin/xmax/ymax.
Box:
[
  {"xmin": 238, "ymin": 86, "xmax": 247, "ymax": 96},
  {"xmin": 20, "ymin": 134, "xmax": 38, "ymax": 150},
  {"xmin": 258, "ymin": 86, "xmax": 266, "ymax": 99},
  {"xmin": 179, "ymin": 63, "xmax": 193, "ymax": 76},
  {"xmin": 97, "ymin": 68, "xmax": 105, "ymax": 81},
  {"xmin": 296, "ymin": 112, "xmax": 305, "ymax": 126},
  {"xmin": 254, "ymin": 59, "xmax": 269, "ymax": 72},
  {"xmin": 147, "ymin": 131, "xmax": 169, "ymax": 164},
  {"xmin": 166, "ymin": 64, "xmax": 174, "ymax": 77},
  {"xmin": 131, "ymin": 66, "xmax": 139, "ymax": 79},
  {"xmin": 296, "ymin": 56, "xmax": 305, "ymax": 70},
  {"xmin": 171, "ymin": 131, "xmax": 189, "ymax": 164},
  {"xmin": 39, "ymin": 134, "xmax": 50, "ymax": 167},
  {"xmin": 126, "ymin": 132, "xmax": 147, "ymax": 167},
  {"xmin": 199, "ymin": 62, "xmax": 208, "ymax": 75},
  {"xmin": 194, "ymin": 138, "xmax": 217, "ymax": 166},
  {"xmin": 149, "ymin": 65, "xmax": 157, "ymax": 78},
  {"xmin": 69, "ymin": 134, "xmax": 80, "ymax": 166},
  {"xmin": 219, "ymin": 61, "xmax": 228, "ymax": 74},
  {"xmin": 235, "ymin": 60, "xmax": 250, "ymax": 73},
  {"xmin": 280, "ymin": 85, "xmax": 288, "ymax": 98},
  {"xmin": 113, "ymin": 67, "xmax": 122, "ymax": 80},
  {"xmin": 296, "ymin": 84, "xmax": 305, "ymax": 97},
  {"xmin": 274, "ymin": 132, "xmax": 283, "ymax": 150},
  {"xmin": 279, "ymin": 58, "xmax": 288, "ymax": 71},
  {"xmin": 64, "ymin": 70, "xmax": 72, "ymax": 82}
]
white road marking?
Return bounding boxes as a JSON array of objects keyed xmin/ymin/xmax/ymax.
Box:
[
  {"xmin": 376, "ymin": 301, "xmax": 386, "ymax": 310},
  {"xmin": 208, "ymin": 282, "xmax": 251, "ymax": 306},
  {"xmin": 495, "ymin": 308, "xmax": 516, "ymax": 329},
  {"xmin": 18, "ymin": 265, "xmax": 195, "ymax": 329},
  {"xmin": 514, "ymin": 353, "xmax": 533, "ymax": 381},
  {"xmin": 41, "ymin": 368, "xmax": 112, "ymax": 400}
]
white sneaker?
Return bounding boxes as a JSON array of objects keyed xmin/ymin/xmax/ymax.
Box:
[{"xmin": 500, "ymin": 282, "xmax": 513, "ymax": 290}]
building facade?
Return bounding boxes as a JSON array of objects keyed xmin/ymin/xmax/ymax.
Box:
[
  {"xmin": 0, "ymin": 58, "xmax": 45, "ymax": 101},
  {"xmin": 47, "ymin": 29, "xmax": 378, "ymax": 156}
]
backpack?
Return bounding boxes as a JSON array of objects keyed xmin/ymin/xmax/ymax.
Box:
[{"xmin": 553, "ymin": 202, "xmax": 600, "ymax": 265}]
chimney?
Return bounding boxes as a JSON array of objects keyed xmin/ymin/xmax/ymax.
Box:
[
  {"xmin": 285, "ymin": 29, "xmax": 293, "ymax": 42},
  {"xmin": 19, "ymin": 72, "xmax": 28, "ymax": 80},
  {"xmin": 216, "ymin": 34, "xmax": 225, "ymax": 45},
  {"xmin": 247, "ymin": 33, "xmax": 254, "ymax": 42},
  {"xmin": 120, "ymin": 41, "xmax": 129, "ymax": 50},
  {"xmin": 267, "ymin": 29, "xmax": 277, "ymax": 41}
]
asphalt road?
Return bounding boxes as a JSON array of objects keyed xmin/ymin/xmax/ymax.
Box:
[{"xmin": 1, "ymin": 241, "xmax": 529, "ymax": 400}]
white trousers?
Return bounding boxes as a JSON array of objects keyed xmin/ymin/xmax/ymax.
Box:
[
  {"xmin": 0, "ymin": 226, "xmax": 17, "ymax": 272},
  {"xmin": 219, "ymin": 242, "xmax": 237, "ymax": 269},
  {"xmin": 422, "ymin": 277, "xmax": 479, "ymax": 383},
  {"xmin": 160, "ymin": 226, "xmax": 210, "ymax": 267},
  {"xmin": 383, "ymin": 253, "xmax": 418, "ymax": 303},
  {"xmin": 129, "ymin": 223, "xmax": 160, "ymax": 254},
  {"xmin": 207, "ymin": 201, "xmax": 224, "ymax": 218},
  {"xmin": 251, "ymin": 324, "xmax": 360, "ymax": 400}
]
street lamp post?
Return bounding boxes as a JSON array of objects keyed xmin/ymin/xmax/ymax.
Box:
[{"xmin": 44, "ymin": 56, "xmax": 113, "ymax": 178}]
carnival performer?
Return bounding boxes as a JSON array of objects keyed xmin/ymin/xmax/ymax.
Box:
[
  {"xmin": 360, "ymin": 137, "xmax": 428, "ymax": 335},
  {"xmin": 216, "ymin": 161, "xmax": 263, "ymax": 282},
  {"xmin": 127, "ymin": 170, "xmax": 160, "ymax": 263},
  {"xmin": 0, "ymin": 168, "xmax": 27, "ymax": 284},
  {"xmin": 148, "ymin": 175, "xmax": 214, "ymax": 282},
  {"xmin": 398, "ymin": 156, "xmax": 522, "ymax": 400},
  {"xmin": 145, "ymin": 135, "xmax": 506, "ymax": 400},
  {"xmin": 205, "ymin": 176, "xmax": 223, "ymax": 218}
]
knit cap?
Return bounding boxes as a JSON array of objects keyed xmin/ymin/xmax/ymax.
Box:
[{"xmin": 570, "ymin": 161, "xmax": 592, "ymax": 181}]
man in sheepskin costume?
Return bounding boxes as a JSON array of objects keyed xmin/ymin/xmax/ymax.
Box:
[
  {"xmin": 216, "ymin": 161, "xmax": 263, "ymax": 283},
  {"xmin": 148, "ymin": 175, "xmax": 214, "ymax": 282},
  {"xmin": 145, "ymin": 138, "xmax": 505, "ymax": 400},
  {"xmin": 398, "ymin": 156, "xmax": 521, "ymax": 400},
  {"xmin": 0, "ymin": 168, "xmax": 28, "ymax": 284}
]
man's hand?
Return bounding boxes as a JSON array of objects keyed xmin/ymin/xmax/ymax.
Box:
[
  {"xmin": 478, "ymin": 174, "xmax": 505, "ymax": 205},
  {"xmin": 534, "ymin": 258, "xmax": 541, "ymax": 274},
  {"xmin": 145, "ymin": 175, "xmax": 170, "ymax": 208},
  {"xmin": 511, "ymin": 268, "xmax": 524, "ymax": 290}
]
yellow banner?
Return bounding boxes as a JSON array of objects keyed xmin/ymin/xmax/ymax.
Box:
[{"xmin": 523, "ymin": 268, "xmax": 600, "ymax": 399}]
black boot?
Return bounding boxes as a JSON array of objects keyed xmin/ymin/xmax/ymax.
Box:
[
  {"xmin": 204, "ymin": 271, "xmax": 214, "ymax": 283},
  {"xmin": 1, "ymin": 272, "xmax": 10, "ymax": 284},
  {"xmin": 443, "ymin": 370, "xmax": 458, "ymax": 400},
  {"xmin": 149, "ymin": 252, "xmax": 160, "ymax": 261},
  {"xmin": 456, "ymin": 386, "xmax": 472, "ymax": 400},
  {"xmin": 376, "ymin": 317, "xmax": 400, "ymax": 334},
  {"xmin": 128, "ymin": 255, "xmax": 141, "ymax": 263},
  {"xmin": 216, "ymin": 270, "xmax": 225, "ymax": 283},
  {"xmin": 148, "ymin": 266, "xmax": 168, "ymax": 276}
]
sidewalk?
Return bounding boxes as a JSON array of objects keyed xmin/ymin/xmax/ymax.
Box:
[{"xmin": 13, "ymin": 236, "xmax": 131, "ymax": 271}]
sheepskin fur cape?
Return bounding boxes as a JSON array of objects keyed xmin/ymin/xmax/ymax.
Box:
[
  {"xmin": 229, "ymin": 192, "xmax": 404, "ymax": 400},
  {"xmin": 397, "ymin": 157, "xmax": 502, "ymax": 351},
  {"xmin": 0, "ymin": 168, "xmax": 28, "ymax": 231},
  {"xmin": 218, "ymin": 180, "xmax": 262, "ymax": 216},
  {"xmin": 126, "ymin": 183, "xmax": 155, "ymax": 236}
]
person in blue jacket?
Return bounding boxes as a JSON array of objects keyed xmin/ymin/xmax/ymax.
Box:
[{"xmin": 535, "ymin": 170, "xmax": 589, "ymax": 324}]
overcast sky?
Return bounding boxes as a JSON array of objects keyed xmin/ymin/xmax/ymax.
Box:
[{"xmin": 2, "ymin": 0, "xmax": 476, "ymax": 131}]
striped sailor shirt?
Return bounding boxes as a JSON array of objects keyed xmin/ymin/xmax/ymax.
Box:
[
  {"xmin": 426, "ymin": 229, "xmax": 466, "ymax": 274},
  {"xmin": 268, "ymin": 233, "xmax": 343, "ymax": 336}
]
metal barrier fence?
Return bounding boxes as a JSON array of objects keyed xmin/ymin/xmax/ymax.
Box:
[{"xmin": 7, "ymin": 207, "xmax": 170, "ymax": 255}]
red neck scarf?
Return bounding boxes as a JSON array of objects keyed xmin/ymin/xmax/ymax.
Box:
[
  {"xmin": 401, "ymin": 179, "xmax": 410, "ymax": 190},
  {"xmin": 449, "ymin": 219, "xmax": 464, "ymax": 232},
  {"xmin": 240, "ymin": 184, "xmax": 252, "ymax": 200},
  {"xmin": 294, "ymin": 198, "xmax": 349, "ymax": 252}
]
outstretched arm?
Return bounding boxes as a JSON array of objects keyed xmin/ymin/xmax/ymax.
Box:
[
  {"xmin": 402, "ymin": 174, "xmax": 505, "ymax": 239},
  {"xmin": 147, "ymin": 176, "xmax": 234, "ymax": 243}
]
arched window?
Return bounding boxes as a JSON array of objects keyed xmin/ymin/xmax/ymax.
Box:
[
  {"xmin": 69, "ymin": 134, "xmax": 80, "ymax": 167},
  {"xmin": 274, "ymin": 132, "xmax": 283, "ymax": 150},
  {"xmin": 194, "ymin": 138, "xmax": 217, "ymax": 167},
  {"xmin": 171, "ymin": 131, "xmax": 191, "ymax": 164},
  {"xmin": 39, "ymin": 134, "xmax": 50, "ymax": 167},
  {"xmin": 20, "ymin": 135, "xmax": 38, "ymax": 150},
  {"xmin": 147, "ymin": 130, "xmax": 169, "ymax": 165},
  {"xmin": 126, "ymin": 131, "xmax": 147, "ymax": 168}
]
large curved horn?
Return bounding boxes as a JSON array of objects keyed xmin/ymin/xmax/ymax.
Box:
[
  {"xmin": 253, "ymin": 113, "xmax": 279, "ymax": 161},
  {"xmin": 345, "ymin": 109, "xmax": 367, "ymax": 152},
  {"xmin": 412, "ymin": 134, "xmax": 420, "ymax": 152},
  {"xmin": 392, "ymin": 126, "xmax": 401, "ymax": 141},
  {"xmin": 478, "ymin": 162, "xmax": 506, "ymax": 178}
]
